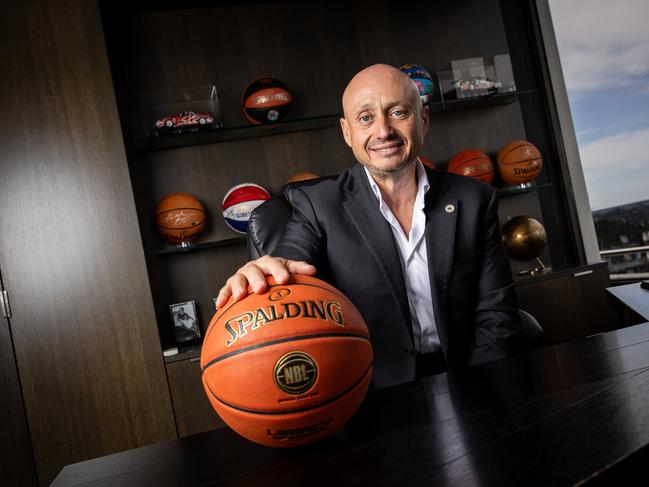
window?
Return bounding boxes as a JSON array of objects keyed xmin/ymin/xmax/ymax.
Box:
[{"xmin": 549, "ymin": 0, "xmax": 649, "ymax": 278}]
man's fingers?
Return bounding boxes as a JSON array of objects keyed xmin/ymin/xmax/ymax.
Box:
[
  {"xmin": 229, "ymin": 273, "xmax": 251, "ymax": 302},
  {"xmin": 216, "ymin": 257, "xmax": 317, "ymax": 309},
  {"xmin": 261, "ymin": 257, "xmax": 291, "ymax": 284},
  {"xmin": 260, "ymin": 258, "xmax": 317, "ymax": 284},
  {"xmin": 215, "ymin": 284, "xmax": 232, "ymax": 309},
  {"xmin": 243, "ymin": 263, "xmax": 272, "ymax": 293},
  {"xmin": 286, "ymin": 260, "xmax": 317, "ymax": 276}
]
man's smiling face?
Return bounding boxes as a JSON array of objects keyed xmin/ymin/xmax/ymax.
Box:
[{"xmin": 340, "ymin": 64, "xmax": 429, "ymax": 178}]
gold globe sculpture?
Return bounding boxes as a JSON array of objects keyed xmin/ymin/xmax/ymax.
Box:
[{"xmin": 501, "ymin": 215, "xmax": 548, "ymax": 263}]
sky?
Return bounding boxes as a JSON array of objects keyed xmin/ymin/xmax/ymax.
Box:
[{"xmin": 548, "ymin": 0, "xmax": 649, "ymax": 210}]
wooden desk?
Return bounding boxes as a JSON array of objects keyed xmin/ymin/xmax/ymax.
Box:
[
  {"xmin": 607, "ymin": 282, "xmax": 649, "ymax": 325},
  {"xmin": 53, "ymin": 323, "xmax": 649, "ymax": 486}
]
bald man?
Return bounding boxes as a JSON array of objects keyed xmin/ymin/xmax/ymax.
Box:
[{"xmin": 217, "ymin": 64, "xmax": 522, "ymax": 388}]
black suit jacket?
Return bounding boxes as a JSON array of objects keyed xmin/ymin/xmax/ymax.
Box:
[{"xmin": 274, "ymin": 163, "xmax": 522, "ymax": 388}]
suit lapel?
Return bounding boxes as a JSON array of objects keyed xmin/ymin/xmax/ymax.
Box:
[
  {"xmin": 424, "ymin": 170, "xmax": 457, "ymax": 354},
  {"xmin": 342, "ymin": 166, "xmax": 413, "ymax": 344}
]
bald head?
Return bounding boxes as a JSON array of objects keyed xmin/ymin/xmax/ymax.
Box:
[
  {"xmin": 342, "ymin": 64, "xmax": 421, "ymax": 118},
  {"xmin": 338, "ymin": 64, "xmax": 429, "ymax": 179}
]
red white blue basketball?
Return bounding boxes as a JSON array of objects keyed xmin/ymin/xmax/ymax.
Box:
[
  {"xmin": 399, "ymin": 64, "xmax": 434, "ymax": 105},
  {"xmin": 222, "ymin": 183, "xmax": 271, "ymax": 233}
]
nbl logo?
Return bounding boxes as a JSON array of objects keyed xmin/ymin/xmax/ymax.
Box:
[{"xmin": 274, "ymin": 351, "xmax": 317, "ymax": 395}]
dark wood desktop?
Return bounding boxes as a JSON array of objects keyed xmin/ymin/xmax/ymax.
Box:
[
  {"xmin": 607, "ymin": 282, "xmax": 649, "ymax": 325},
  {"xmin": 53, "ymin": 322, "xmax": 649, "ymax": 486}
]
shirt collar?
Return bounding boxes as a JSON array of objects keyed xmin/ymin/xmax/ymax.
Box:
[{"xmin": 363, "ymin": 159, "xmax": 430, "ymax": 204}]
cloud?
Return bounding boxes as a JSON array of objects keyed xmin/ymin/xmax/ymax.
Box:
[
  {"xmin": 578, "ymin": 126, "xmax": 649, "ymax": 171},
  {"xmin": 585, "ymin": 163, "xmax": 649, "ymax": 210},
  {"xmin": 578, "ymin": 127, "xmax": 649, "ymax": 209},
  {"xmin": 548, "ymin": 0, "xmax": 649, "ymax": 92}
]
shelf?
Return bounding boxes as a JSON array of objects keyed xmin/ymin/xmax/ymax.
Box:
[
  {"xmin": 157, "ymin": 236, "xmax": 246, "ymax": 257},
  {"xmin": 496, "ymin": 181, "xmax": 552, "ymax": 197},
  {"xmin": 136, "ymin": 91, "xmax": 532, "ymax": 153},
  {"xmin": 430, "ymin": 89, "xmax": 533, "ymax": 113},
  {"xmin": 513, "ymin": 262, "xmax": 608, "ymax": 285},
  {"xmin": 163, "ymin": 344, "xmax": 202, "ymax": 364},
  {"xmin": 137, "ymin": 114, "xmax": 342, "ymax": 152}
]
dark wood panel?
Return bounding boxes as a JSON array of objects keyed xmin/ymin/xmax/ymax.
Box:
[
  {"xmin": 0, "ymin": 310, "xmax": 38, "ymax": 486},
  {"xmin": 516, "ymin": 264, "xmax": 618, "ymax": 345},
  {"xmin": 0, "ymin": 1, "xmax": 176, "ymax": 484},
  {"xmin": 166, "ymin": 358, "xmax": 226, "ymax": 436}
]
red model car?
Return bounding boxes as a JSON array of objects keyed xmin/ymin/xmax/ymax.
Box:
[{"xmin": 154, "ymin": 111, "xmax": 218, "ymax": 135}]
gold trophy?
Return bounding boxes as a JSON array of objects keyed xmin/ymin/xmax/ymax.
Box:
[{"xmin": 501, "ymin": 216, "xmax": 551, "ymax": 276}]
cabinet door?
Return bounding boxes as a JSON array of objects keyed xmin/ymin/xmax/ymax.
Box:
[
  {"xmin": 516, "ymin": 264, "xmax": 618, "ymax": 346},
  {"xmin": 0, "ymin": 274, "xmax": 37, "ymax": 487},
  {"xmin": 167, "ymin": 357, "xmax": 226, "ymax": 437},
  {"xmin": 0, "ymin": 1, "xmax": 176, "ymax": 484}
]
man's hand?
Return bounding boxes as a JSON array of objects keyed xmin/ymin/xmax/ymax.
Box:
[{"xmin": 215, "ymin": 255, "xmax": 316, "ymax": 308}]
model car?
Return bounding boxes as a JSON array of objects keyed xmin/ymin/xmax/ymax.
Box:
[
  {"xmin": 451, "ymin": 77, "xmax": 502, "ymax": 93},
  {"xmin": 154, "ymin": 111, "xmax": 217, "ymax": 135}
]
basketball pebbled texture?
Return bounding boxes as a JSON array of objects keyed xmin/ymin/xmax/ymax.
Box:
[
  {"xmin": 447, "ymin": 149, "xmax": 494, "ymax": 184},
  {"xmin": 154, "ymin": 192, "xmax": 206, "ymax": 244},
  {"xmin": 201, "ymin": 274, "xmax": 373, "ymax": 447},
  {"xmin": 496, "ymin": 140, "xmax": 543, "ymax": 185},
  {"xmin": 242, "ymin": 77, "xmax": 292, "ymax": 125}
]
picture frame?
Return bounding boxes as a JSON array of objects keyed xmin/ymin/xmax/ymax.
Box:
[{"xmin": 169, "ymin": 300, "xmax": 201, "ymax": 344}]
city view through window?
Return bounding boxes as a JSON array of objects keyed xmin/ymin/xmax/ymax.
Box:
[{"xmin": 549, "ymin": 0, "xmax": 649, "ymax": 279}]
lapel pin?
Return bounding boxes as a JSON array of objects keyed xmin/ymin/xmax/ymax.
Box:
[{"xmin": 445, "ymin": 204, "xmax": 456, "ymax": 214}]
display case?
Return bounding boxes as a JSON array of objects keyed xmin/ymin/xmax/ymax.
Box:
[
  {"xmin": 141, "ymin": 85, "xmax": 223, "ymax": 138},
  {"xmin": 100, "ymin": 0, "xmax": 602, "ymax": 355},
  {"xmin": 437, "ymin": 54, "xmax": 517, "ymax": 101}
]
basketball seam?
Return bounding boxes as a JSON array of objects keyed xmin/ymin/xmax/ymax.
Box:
[
  {"xmin": 156, "ymin": 207, "xmax": 205, "ymax": 215},
  {"xmin": 157, "ymin": 224, "xmax": 205, "ymax": 231},
  {"xmin": 450, "ymin": 156, "xmax": 492, "ymax": 171},
  {"xmin": 498, "ymin": 158, "xmax": 541, "ymax": 166},
  {"xmin": 499, "ymin": 143, "xmax": 526, "ymax": 162},
  {"xmin": 206, "ymin": 364, "xmax": 372, "ymax": 416},
  {"xmin": 452, "ymin": 156, "xmax": 487, "ymax": 165},
  {"xmin": 202, "ymin": 332, "xmax": 371, "ymax": 371}
]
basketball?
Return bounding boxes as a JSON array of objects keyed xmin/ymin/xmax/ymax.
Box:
[
  {"xmin": 399, "ymin": 64, "xmax": 434, "ymax": 105},
  {"xmin": 222, "ymin": 183, "xmax": 271, "ymax": 234},
  {"xmin": 420, "ymin": 157, "xmax": 435, "ymax": 169},
  {"xmin": 286, "ymin": 171, "xmax": 319, "ymax": 184},
  {"xmin": 200, "ymin": 274, "xmax": 373, "ymax": 447},
  {"xmin": 154, "ymin": 192, "xmax": 206, "ymax": 244},
  {"xmin": 496, "ymin": 140, "xmax": 543, "ymax": 185},
  {"xmin": 242, "ymin": 77, "xmax": 292, "ymax": 125},
  {"xmin": 447, "ymin": 149, "xmax": 495, "ymax": 184}
]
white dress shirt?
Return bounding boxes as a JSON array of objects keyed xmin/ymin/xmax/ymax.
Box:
[{"xmin": 363, "ymin": 160, "xmax": 441, "ymax": 353}]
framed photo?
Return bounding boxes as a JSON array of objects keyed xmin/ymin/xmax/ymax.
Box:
[{"xmin": 169, "ymin": 301, "xmax": 201, "ymax": 344}]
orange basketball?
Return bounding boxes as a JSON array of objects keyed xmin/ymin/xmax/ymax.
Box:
[
  {"xmin": 447, "ymin": 149, "xmax": 494, "ymax": 184},
  {"xmin": 242, "ymin": 77, "xmax": 292, "ymax": 125},
  {"xmin": 286, "ymin": 172, "xmax": 319, "ymax": 184},
  {"xmin": 200, "ymin": 274, "xmax": 373, "ymax": 447},
  {"xmin": 420, "ymin": 156, "xmax": 436, "ymax": 169},
  {"xmin": 496, "ymin": 140, "xmax": 543, "ymax": 185},
  {"xmin": 154, "ymin": 192, "xmax": 206, "ymax": 244}
]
